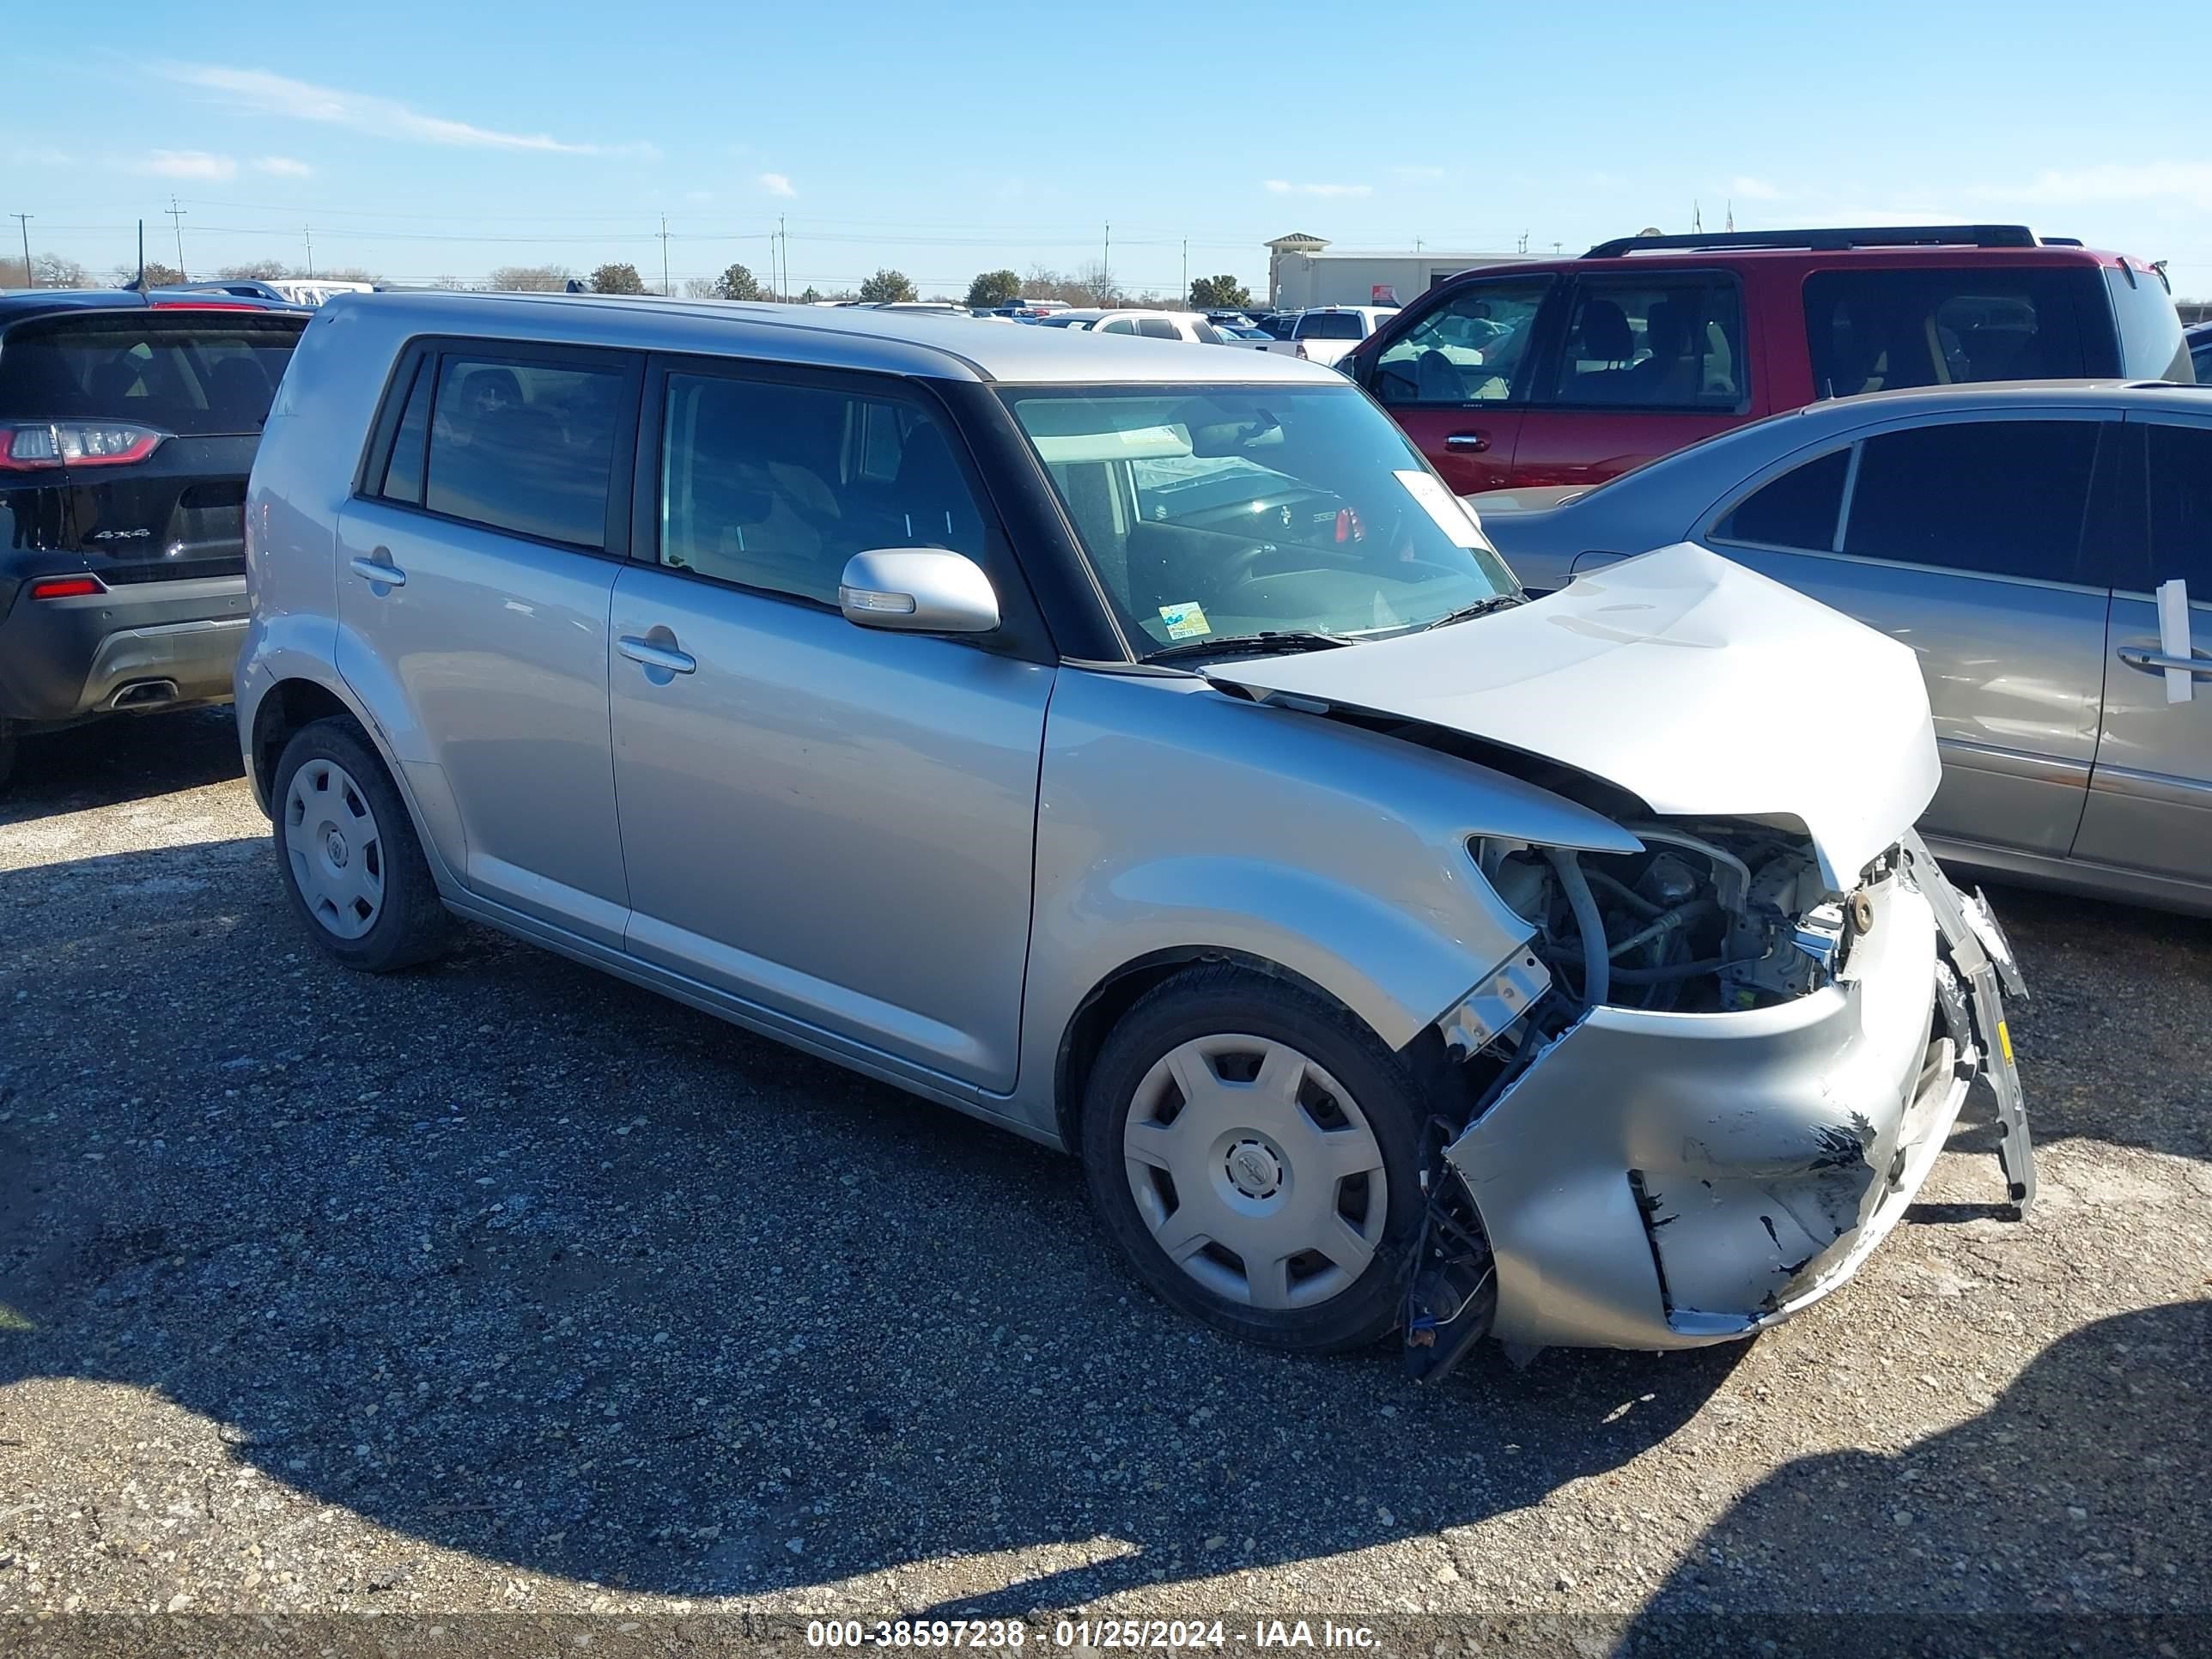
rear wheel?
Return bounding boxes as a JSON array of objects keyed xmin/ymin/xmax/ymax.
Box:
[
  {"xmin": 271, "ymin": 717, "xmax": 451, "ymax": 972},
  {"xmin": 1080, "ymin": 966, "xmax": 1428, "ymax": 1353}
]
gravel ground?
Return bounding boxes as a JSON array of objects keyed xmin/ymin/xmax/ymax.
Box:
[{"xmin": 2, "ymin": 708, "xmax": 2209, "ymax": 1649}]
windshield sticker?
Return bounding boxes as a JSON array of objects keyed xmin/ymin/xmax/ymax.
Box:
[
  {"xmin": 1393, "ymin": 469, "xmax": 1486, "ymax": 549},
  {"xmin": 1158, "ymin": 602, "xmax": 1212, "ymax": 641}
]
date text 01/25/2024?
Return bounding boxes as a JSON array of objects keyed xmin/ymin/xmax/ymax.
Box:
[{"xmin": 804, "ymin": 1620, "xmax": 1380, "ymax": 1650}]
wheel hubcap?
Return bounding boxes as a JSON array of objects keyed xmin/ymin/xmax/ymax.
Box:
[
  {"xmin": 1122, "ymin": 1035, "xmax": 1389, "ymax": 1311},
  {"xmin": 283, "ymin": 759, "xmax": 385, "ymax": 940}
]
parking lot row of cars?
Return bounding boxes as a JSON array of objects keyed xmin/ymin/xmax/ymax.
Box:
[{"xmin": 0, "ymin": 221, "xmax": 2194, "ymax": 1374}]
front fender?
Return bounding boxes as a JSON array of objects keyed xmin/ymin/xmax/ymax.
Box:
[{"xmin": 1011, "ymin": 670, "xmax": 1639, "ymax": 1145}]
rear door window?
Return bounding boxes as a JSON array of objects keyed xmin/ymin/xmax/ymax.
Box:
[
  {"xmin": 422, "ymin": 353, "xmax": 632, "ymax": 549},
  {"xmin": 0, "ymin": 314, "xmax": 303, "ymax": 434},
  {"xmin": 1135, "ymin": 318, "xmax": 1180, "ymax": 340},
  {"xmin": 1804, "ymin": 268, "xmax": 2106, "ymax": 398},
  {"xmin": 1840, "ymin": 420, "xmax": 2100, "ymax": 582},
  {"xmin": 1712, "ymin": 447, "xmax": 1851, "ymax": 550},
  {"xmin": 1549, "ymin": 275, "xmax": 1745, "ymax": 408},
  {"xmin": 2145, "ymin": 422, "xmax": 2212, "ymax": 588},
  {"xmin": 1297, "ymin": 313, "xmax": 1365, "ymax": 340}
]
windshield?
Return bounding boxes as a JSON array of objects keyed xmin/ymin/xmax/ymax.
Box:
[{"xmin": 1002, "ymin": 383, "xmax": 1518, "ymax": 656}]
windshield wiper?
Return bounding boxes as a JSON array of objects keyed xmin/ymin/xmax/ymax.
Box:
[
  {"xmin": 1144, "ymin": 629, "xmax": 1359, "ymax": 665},
  {"xmin": 1418, "ymin": 593, "xmax": 1525, "ymax": 632}
]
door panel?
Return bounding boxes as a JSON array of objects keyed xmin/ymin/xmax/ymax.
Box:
[
  {"xmin": 1510, "ymin": 408, "xmax": 1743, "ymax": 489},
  {"xmin": 608, "ymin": 566, "xmax": 1052, "ymax": 1090},
  {"xmin": 1364, "ymin": 274, "xmax": 1554, "ymax": 494},
  {"xmin": 336, "ymin": 498, "xmax": 629, "ymax": 943},
  {"xmin": 2076, "ymin": 416, "xmax": 2212, "ymax": 884},
  {"xmin": 1723, "ymin": 547, "xmax": 2106, "ymax": 854},
  {"xmin": 1388, "ymin": 406, "xmax": 1525, "ymax": 495}
]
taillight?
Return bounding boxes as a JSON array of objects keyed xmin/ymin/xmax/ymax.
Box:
[
  {"xmin": 1334, "ymin": 507, "xmax": 1363, "ymax": 544},
  {"xmin": 149, "ymin": 301, "xmax": 264, "ymax": 312},
  {"xmin": 28, "ymin": 574, "xmax": 107, "ymax": 600},
  {"xmin": 0, "ymin": 422, "xmax": 166, "ymax": 471}
]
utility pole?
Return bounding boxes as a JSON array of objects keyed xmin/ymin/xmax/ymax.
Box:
[
  {"xmin": 1103, "ymin": 222, "xmax": 1110, "ymax": 293},
  {"xmin": 1181, "ymin": 237, "xmax": 1187, "ymax": 303},
  {"xmin": 166, "ymin": 197, "xmax": 188, "ymax": 277},
  {"xmin": 9, "ymin": 213, "xmax": 29, "ymax": 288},
  {"xmin": 303, "ymin": 225, "xmax": 314, "ymax": 279},
  {"xmin": 779, "ymin": 213, "xmax": 787, "ymax": 301},
  {"xmin": 659, "ymin": 216, "xmax": 672, "ymax": 295}
]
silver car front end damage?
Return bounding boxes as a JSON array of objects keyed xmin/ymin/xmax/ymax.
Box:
[{"xmin": 1437, "ymin": 833, "xmax": 2033, "ymax": 1353}]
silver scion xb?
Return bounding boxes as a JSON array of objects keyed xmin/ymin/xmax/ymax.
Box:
[
  {"xmin": 238, "ymin": 294, "xmax": 2033, "ymax": 1370},
  {"xmin": 1471, "ymin": 382, "xmax": 2212, "ymax": 916}
]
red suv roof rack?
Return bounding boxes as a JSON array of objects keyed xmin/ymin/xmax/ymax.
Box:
[{"xmin": 1582, "ymin": 225, "xmax": 2040, "ymax": 258}]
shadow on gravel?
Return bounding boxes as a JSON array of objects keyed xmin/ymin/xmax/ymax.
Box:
[
  {"xmin": 1626, "ymin": 1297, "xmax": 2209, "ymax": 1638},
  {"xmin": 0, "ymin": 707, "xmax": 243, "ymax": 824},
  {"xmin": 0, "ymin": 838, "xmax": 1755, "ymax": 1607}
]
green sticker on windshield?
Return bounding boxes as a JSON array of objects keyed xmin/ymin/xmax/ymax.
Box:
[{"xmin": 1158, "ymin": 602, "xmax": 1212, "ymax": 641}]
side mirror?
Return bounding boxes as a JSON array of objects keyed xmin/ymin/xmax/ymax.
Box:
[{"xmin": 838, "ymin": 549, "xmax": 1000, "ymax": 634}]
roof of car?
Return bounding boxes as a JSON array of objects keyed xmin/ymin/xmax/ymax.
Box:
[
  {"xmin": 0, "ymin": 288, "xmax": 312, "ymax": 326},
  {"xmin": 1043, "ymin": 307, "xmax": 1208, "ymax": 322},
  {"xmin": 317, "ymin": 289, "xmax": 1339, "ymax": 386},
  {"xmin": 1778, "ymin": 378, "xmax": 2212, "ymax": 420}
]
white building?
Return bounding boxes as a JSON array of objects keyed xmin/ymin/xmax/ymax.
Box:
[{"xmin": 1265, "ymin": 233, "xmax": 1530, "ymax": 310}]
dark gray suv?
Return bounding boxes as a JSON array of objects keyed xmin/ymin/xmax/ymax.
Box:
[{"xmin": 0, "ymin": 291, "xmax": 307, "ymax": 787}]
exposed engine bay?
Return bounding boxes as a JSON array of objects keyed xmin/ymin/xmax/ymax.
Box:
[{"xmin": 1477, "ymin": 820, "xmax": 1863, "ymax": 1016}]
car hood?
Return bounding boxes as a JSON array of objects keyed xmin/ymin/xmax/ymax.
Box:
[{"xmin": 1203, "ymin": 542, "xmax": 1940, "ymax": 890}]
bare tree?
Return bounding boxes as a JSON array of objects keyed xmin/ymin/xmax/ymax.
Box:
[
  {"xmin": 488, "ymin": 264, "xmax": 578, "ymax": 293},
  {"xmin": 218, "ymin": 259, "xmax": 292, "ymax": 283}
]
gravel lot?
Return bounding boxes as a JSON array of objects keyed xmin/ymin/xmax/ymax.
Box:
[{"xmin": 3, "ymin": 708, "xmax": 2209, "ymax": 1649}]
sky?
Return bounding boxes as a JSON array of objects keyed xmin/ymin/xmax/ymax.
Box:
[{"xmin": 8, "ymin": 0, "xmax": 2211, "ymax": 300}]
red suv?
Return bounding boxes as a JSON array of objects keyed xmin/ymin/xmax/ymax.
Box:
[{"xmin": 1339, "ymin": 225, "xmax": 2196, "ymax": 495}]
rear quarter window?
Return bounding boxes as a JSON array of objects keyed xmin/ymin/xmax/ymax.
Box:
[
  {"xmin": 1803, "ymin": 267, "xmax": 2107, "ymax": 398},
  {"xmin": 2106, "ymin": 267, "xmax": 2194, "ymax": 382},
  {"xmin": 0, "ymin": 314, "xmax": 304, "ymax": 434}
]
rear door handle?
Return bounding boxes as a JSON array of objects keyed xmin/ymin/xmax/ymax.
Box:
[
  {"xmin": 1444, "ymin": 433, "xmax": 1490, "ymax": 452},
  {"xmin": 2116, "ymin": 646, "xmax": 2212, "ymax": 678},
  {"xmin": 349, "ymin": 553, "xmax": 405, "ymax": 588},
  {"xmin": 617, "ymin": 634, "xmax": 696, "ymax": 676}
]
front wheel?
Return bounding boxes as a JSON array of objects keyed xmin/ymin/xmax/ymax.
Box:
[
  {"xmin": 1080, "ymin": 966, "xmax": 1429, "ymax": 1353},
  {"xmin": 270, "ymin": 717, "xmax": 452, "ymax": 972}
]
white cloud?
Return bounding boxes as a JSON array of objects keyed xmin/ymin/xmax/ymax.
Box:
[
  {"xmin": 159, "ymin": 64, "xmax": 653, "ymax": 157},
  {"xmin": 11, "ymin": 145, "xmax": 71, "ymax": 168},
  {"xmin": 1729, "ymin": 175, "xmax": 1782, "ymax": 201},
  {"xmin": 254, "ymin": 155, "xmax": 313, "ymax": 177},
  {"xmin": 757, "ymin": 171, "xmax": 797, "ymax": 198},
  {"xmin": 140, "ymin": 149, "xmax": 238, "ymax": 181},
  {"xmin": 1264, "ymin": 179, "xmax": 1373, "ymax": 198},
  {"xmin": 1986, "ymin": 161, "xmax": 2212, "ymax": 212}
]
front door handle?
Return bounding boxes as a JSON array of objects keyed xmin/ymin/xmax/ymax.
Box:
[
  {"xmin": 617, "ymin": 634, "xmax": 696, "ymax": 676},
  {"xmin": 2116, "ymin": 646, "xmax": 2212, "ymax": 678},
  {"xmin": 1444, "ymin": 432, "xmax": 1490, "ymax": 452},
  {"xmin": 349, "ymin": 553, "xmax": 405, "ymax": 588}
]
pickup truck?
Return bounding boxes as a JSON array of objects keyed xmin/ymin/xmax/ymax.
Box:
[{"xmin": 1262, "ymin": 304, "xmax": 1397, "ymax": 368}]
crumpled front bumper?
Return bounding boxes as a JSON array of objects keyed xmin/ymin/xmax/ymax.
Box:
[{"xmin": 1443, "ymin": 834, "xmax": 2032, "ymax": 1352}]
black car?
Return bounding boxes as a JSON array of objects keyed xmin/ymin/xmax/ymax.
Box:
[
  {"xmin": 2190, "ymin": 320, "xmax": 2212, "ymax": 383},
  {"xmin": 0, "ymin": 290, "xmax": 308, "ymax": 787}
]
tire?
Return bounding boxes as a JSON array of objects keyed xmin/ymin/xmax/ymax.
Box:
[
  {"xmin": 1080, "ymin": 964, "xmax": 1430, "ymax": 1354},
  {"xmin": 270, "ymin": 716, "xmax": 452, "ymax": 972}
]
